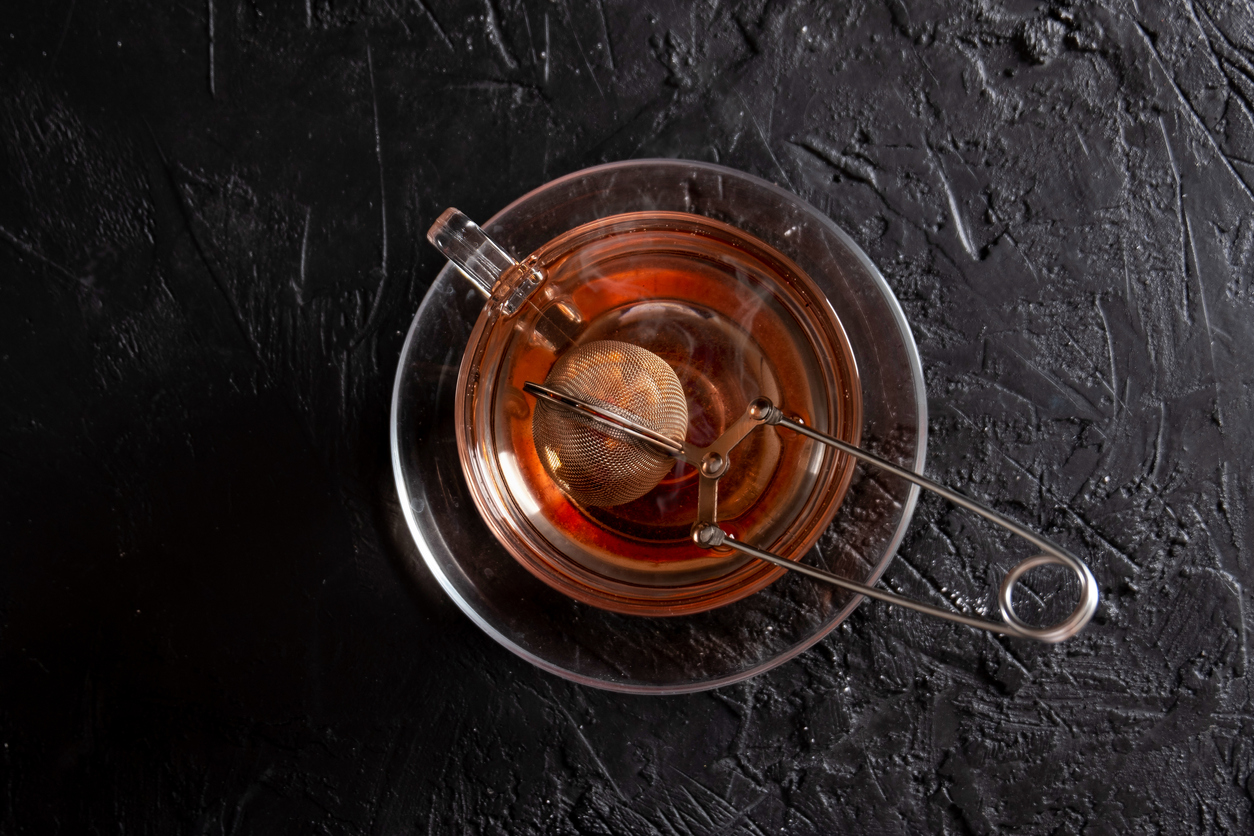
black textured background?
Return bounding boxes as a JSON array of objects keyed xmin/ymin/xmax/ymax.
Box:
[{"xmin": 3, "ymin": 1, "xmax": 1253, "ymax": 833}]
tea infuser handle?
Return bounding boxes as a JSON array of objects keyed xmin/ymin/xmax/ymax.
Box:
[
  {"xmin": 426, "ymin": 208, "xmax": 518, "ymax": 296},
  {"xmin": 694, "ymin": 399, "xmax": 1100, "ymax": 643}
]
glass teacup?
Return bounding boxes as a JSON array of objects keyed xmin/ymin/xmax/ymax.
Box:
[{"xmin": 436, "ymin": 209, "xmax": 863, "ymax": 615}]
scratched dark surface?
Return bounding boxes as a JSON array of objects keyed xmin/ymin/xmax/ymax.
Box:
[{"xmin": 2, "ymin": 0, "xmax": 1253, "ymax": 833}]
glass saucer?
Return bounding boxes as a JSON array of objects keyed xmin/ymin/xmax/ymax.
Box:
[{"xmin": 390, "ymin": 160, "xmax": 927, "ymax": 693}]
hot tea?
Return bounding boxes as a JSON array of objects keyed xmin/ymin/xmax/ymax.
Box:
[{"xmin": 454, "ymin": 212, "xmax": 862, "ymax": 614}]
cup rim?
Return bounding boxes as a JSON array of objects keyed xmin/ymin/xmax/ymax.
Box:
[{"xmin": 452, "ymin": 209, "xmax": 865, "ymax": 614}]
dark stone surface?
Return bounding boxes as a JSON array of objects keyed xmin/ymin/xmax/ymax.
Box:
[{"xmin": 2, "ymin": 0, "xmax": 1253, "ymax": 832}]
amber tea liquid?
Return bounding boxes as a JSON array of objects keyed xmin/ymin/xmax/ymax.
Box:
[{"xmin": 459, "ymin": 213, "xmax": 862, "ymax": 614}]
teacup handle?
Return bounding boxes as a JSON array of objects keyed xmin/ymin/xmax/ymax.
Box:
[
  {"xmin": 426, "ymin": 208, "xmax": 546, "ymax": 315},
  {"xmin": 426, "ymin": 208, "xmax": 520, "ymax": 296}
]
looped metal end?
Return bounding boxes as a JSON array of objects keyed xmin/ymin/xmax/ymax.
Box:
[{"xmin": 999, "ymin": 553, "xmax": 1100, "ymax": 643}]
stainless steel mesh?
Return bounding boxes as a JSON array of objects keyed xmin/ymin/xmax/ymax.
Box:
[{"xmin": 532, "ymin": 340, "xmax": 688, "ymax": 507}]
